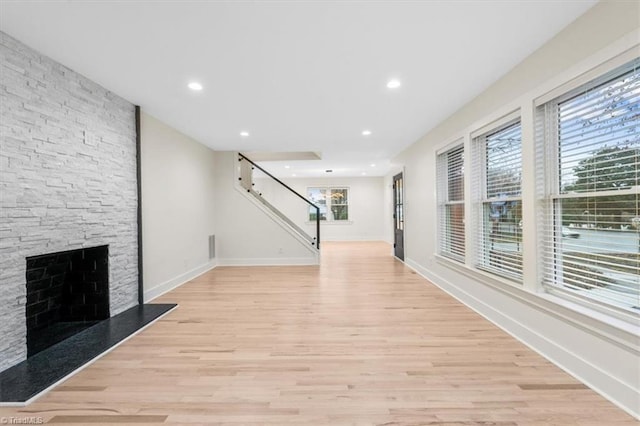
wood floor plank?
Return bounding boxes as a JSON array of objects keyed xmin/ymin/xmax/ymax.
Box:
[
  {"xmin": 53, "ymin": 386, "xmax": 107, "ymax": 392},
  {"xmin": 48, "ymin": 415, "xmax": 167, "ymax": 423},
  {"xmin": 0, "ymin": 242, "xmax": 635, "ymax": 424},
  {"xmin": 518, "ymin": 384, "xmax": 589, "ymax": 390}
]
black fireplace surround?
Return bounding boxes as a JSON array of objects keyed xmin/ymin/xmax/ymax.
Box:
[{"xmin": 25, "ymin": 245, "xmax": 110, "ymax": 356}]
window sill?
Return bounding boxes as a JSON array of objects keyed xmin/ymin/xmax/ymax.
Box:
[
  {"xmin": 433, "ymin": 253, "xmax": 640, "ymax": 352},
  {"xmin": 434, "ymin": 253, "xmax": 523, "ymax": 290}
]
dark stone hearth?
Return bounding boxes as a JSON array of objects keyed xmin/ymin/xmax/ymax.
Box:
[
  {"xmin": 0, "ymin": 304, "xmax": 176, "ymax": 404},
  {"xmin": 25, "ymin": 246, "xmax": 110, "ymax": 357}
]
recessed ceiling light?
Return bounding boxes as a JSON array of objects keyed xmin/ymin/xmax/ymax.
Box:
[
  {"xmin": 361, "ymin": 172, "xmax": 367, "ymax": 176},
  {"xmin": 284, "ymin": 165, "xmax": 291, "ymax": 169},
  {"xmin": 292, "ymin": 173, "xmax": 297, "ymax": 177},
  {"xmin": 362, "ymin": 130, "xmax": 372, "ymax": 136},
  {"xmin": 387, "ymin": 79, "xmax": 401, "ymax": 89},
  {"xmin": 240, "ymin": 131, "xmax": 250, "ymax": 137},
  {"xmin": 370, "ymin": 163, "xmax": 376, "ymax": 167},
  {"xmin": 188, "ymin": 82, "xmax": 203, "ymax": 91}
]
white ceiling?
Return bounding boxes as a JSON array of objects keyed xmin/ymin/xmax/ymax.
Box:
[{"xmin": 0, "ymin": 0, "xmax": 596, "ymax": 177}]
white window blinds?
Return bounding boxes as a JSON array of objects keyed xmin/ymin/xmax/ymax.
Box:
[
  {"xmin": 437, "ymin": 144, "xmax": 465, "ymax": 261},
  {"xmin": 474, "ymin": 122, "xmax": 523, "ymax": 280},
  {"xmin": 539, "ymin": 58, "xmax": 639, "ymax": 312}
]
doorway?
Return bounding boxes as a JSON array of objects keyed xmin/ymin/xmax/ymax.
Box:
[{"xmin": 393, "ymin": 172, "xmax": 404, "ymax": 260}]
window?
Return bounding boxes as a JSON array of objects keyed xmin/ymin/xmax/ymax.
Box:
[
  {"xmin": 539, "ymin": 58, "xmax": 639, "ymax": 311},
  {"xmin": 307, "ymin": 187, "xmax": 349, "ymax": 221},
  {"xmin": 474, "ymin": 121, "xmax": 523, "ymax": 280},
  {"xmin": 437, "ymin": 144, "xmax": 465, "ymax": 261}
]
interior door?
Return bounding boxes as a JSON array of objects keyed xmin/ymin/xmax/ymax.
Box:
[{"xmin": 393, "ymin": 172, "xmax": 404, "ymax": 260}]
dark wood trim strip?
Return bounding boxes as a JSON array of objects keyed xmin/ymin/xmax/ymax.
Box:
[{"xmin": 135, "ymin": 105, "xmax": 143, "ymax": 305}]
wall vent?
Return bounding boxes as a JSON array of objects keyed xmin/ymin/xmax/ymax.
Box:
[{"xmin": 208, "ymin": 235, "xmax": 216, "ymax": 259}]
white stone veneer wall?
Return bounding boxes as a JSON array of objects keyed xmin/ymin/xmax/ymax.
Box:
[{"xmin": 0, "ymin": 31, "xmax": 139, "ymax": 372}]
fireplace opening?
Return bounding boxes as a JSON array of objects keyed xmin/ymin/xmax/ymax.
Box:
[{"xmin": 25, "ymin": 245, "xmax": 110, "ymax": 357}]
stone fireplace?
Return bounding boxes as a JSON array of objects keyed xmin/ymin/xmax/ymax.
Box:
[
  {"xmin": 0, "ymin": 31, "xmax": 140, "ymax": 372},
  {"xmin": 25, "ymin": 246, "xmax": 110, "ymax": 356}
]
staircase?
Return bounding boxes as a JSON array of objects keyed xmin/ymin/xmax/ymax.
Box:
[{"xmin": 236, "ymin": 153, "xmax": 320, "ymax": 251}]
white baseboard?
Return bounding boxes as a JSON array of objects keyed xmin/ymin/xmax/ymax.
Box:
[
  {"xmin": 217, "ymin": 257, "xmax": 319, "ymax": 266},
  {"xmin": 404, "ymin": 258, "xmax": 640, "ymax": 420},
  {"xmin": 144, "ymin": 259, "xmax": 217, "ymax": 302}
]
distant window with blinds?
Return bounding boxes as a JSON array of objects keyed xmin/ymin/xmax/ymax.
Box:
[
  {"xmin": 437, "ymin": 144, "xmax": 465, "ymax": 261},
  {"xmin": 539, "ymin": 58, "xmax": 639, "ymax": 312},
  {"xmin": 474, "ymin": 121, "xmax": 523, "ymax": 280}
]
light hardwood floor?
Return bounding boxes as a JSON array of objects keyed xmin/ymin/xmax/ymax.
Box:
[{"xmin": 1, "ymin": 242, "xmax": 636, "ymax": 425}]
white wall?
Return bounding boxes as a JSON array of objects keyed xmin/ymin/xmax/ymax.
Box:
[
  {"xmin": 140, "ymin": 112, "xmax": 217, "ymax": 301},
  {"xmin": 254, "ymin": 176, "xmax": 386, "ymax": 241},
  {"xmin": 214, "ymin": 152, "xmax": 319, "ymax": 265},
  {"xmin": 393, "ymin": 1, "xmax": 639, "ymax": 418}
]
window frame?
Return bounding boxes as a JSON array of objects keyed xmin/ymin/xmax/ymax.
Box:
[
  {"xmin": 307, "ymin": 186, "xmax": 350, "ymax": 222},
  {"xmin": 537, "ymin": 58, "xmax": 639, "ymax": 314},
  {"xmin": 437, "ymin": 143, "xmax": 466, "ymax": 262},
  {"xmin": 472, "ymin": 116, "xmax": 524, "ymax": 282}
]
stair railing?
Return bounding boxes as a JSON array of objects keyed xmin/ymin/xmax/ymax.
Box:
[{"xmin": 238, "ymin": 153, "xmax": 320, "ymax": 250}]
